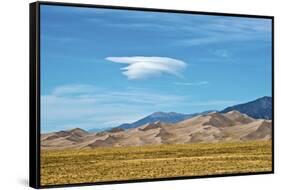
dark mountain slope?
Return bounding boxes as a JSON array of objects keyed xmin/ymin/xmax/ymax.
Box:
[{"xmin": 221, "ymin": 96, "xmax": 272, "ymax": 119}]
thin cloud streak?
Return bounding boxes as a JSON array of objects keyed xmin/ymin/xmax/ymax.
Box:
[
  {"xmin": 52, "ymin": 84, "xmax": 97, "ymax": 96},
  {"xmin": 187, "ymin": 100, "xmax": 239, "ymax": 106},
  {"xmin": 175, "ymin": 81, "xmax": 209, "ymax": 86}
]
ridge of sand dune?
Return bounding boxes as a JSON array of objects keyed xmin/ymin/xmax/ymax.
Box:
[
  {"xmin": 223, "ymin": 110, "xmax": 254, "ymax": 124},
  {"xmin": 203, "ymin": 112, "xmax": 236, "ymax": 127},
  {"xmin": 241, "ymin": 120, "xmax": 272, "ymax": 140}
]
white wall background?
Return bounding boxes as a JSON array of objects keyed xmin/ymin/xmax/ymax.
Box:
[{"xmin": 0, "ymin": 0, "xmax": 279, "ymax": 189}]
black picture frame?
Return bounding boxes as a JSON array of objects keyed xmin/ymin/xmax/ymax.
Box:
[{"xmin": 29, "ymin": 1, "xmax": 274, "ymax": 189}]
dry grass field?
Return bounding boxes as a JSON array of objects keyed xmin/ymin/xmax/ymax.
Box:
[{"xmin": 41, "ymin": 140, "xmax": 272, "ymax": 186}]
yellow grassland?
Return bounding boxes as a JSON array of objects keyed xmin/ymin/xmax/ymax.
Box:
[{"xmin": 41, "ymin": 140, "xmax": 272, "ymax": 185}]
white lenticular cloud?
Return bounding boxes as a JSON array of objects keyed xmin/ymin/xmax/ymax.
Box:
[{"xmin": 105, "ymin": 56, "xmax": 187, "ymax": 79}]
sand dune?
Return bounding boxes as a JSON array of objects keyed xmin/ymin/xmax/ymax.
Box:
[{"xmin": 41, "ymin": 110, "xmax": 272, "ymax": 150}]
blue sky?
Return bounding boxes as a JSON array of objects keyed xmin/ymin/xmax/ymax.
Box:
[{"xmin": 40, "ymin": 5, "xmax": 272, "ymax": 133}]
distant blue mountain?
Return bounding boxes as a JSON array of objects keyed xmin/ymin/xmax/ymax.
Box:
[
  {"xmin": 116, "ymin": 110, "xmax": 214, "ymax": 130},
  {"xmin": 88, "ymin": 96, "xmax": 272, "ymax": 132},
  {"xmin": 221, "ymin": 96, "xmax": 272, "ymax": 120}
]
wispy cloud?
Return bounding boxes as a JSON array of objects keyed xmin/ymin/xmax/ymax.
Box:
[
  {"xmin": 41, "ymin": 84, "xmax": 186, "ymax": 132},
  {"xmin": 174, "ymin": 81, "xmax": 209, "ymax": 86},
  {"xmin": 43, "ymin": 6, "xmax": 271, "ymax": 50},
  {"xmin": 85, "ymin": 11, "xmax": 271, "ymax": 47},
  {"xmin": 174, "ymin": 18, "xmax": 271, "ymax": 47},
  {"xmin": 106, "ymin": 56, "xmax": 187, "ymax": 80},
  {"xmin": 52, "ymin": 84, "xmax": 97, "ymax": 96}
]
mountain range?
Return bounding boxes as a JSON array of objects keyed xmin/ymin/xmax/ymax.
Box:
[
  {"xmin": 110, "ymin": 96, "xmax": 272, "ymax": 131},
  {"xmin": 41, "ymin": 96, "xmax": 272, "ymax": 150}
]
